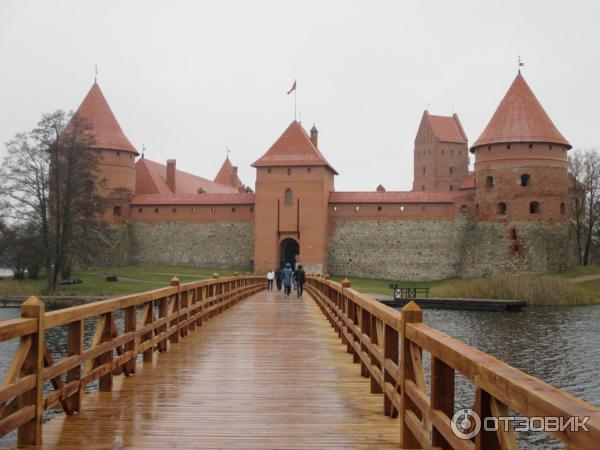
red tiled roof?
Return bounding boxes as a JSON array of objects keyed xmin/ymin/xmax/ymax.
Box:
[
  {"xmin": 252, "ymin": 121, "xmax": 338, "ymax": 174},
  {"xmin": 472, "ymin": 73, "xmax": 570, "ymax": 150},
  {"xmin": 214, "ymin": 157, "xmax": 244, "ymax": 189},
  {"xmin": 329, "ymin": 191, "xmax": 463, "ymax": 204},
  {"xmin": 135, "ymin": 158, "xmax": 239, "ymax": 195},
  {"xmin": 459, "ymin": 172, "xmax": 475, "ymax": 190},
  {"xmin": 66, "ymin": 82, "xmax": 138, "ymax": 154},
  {"xmin": 130, "ymin": 193, "xmax": 255, "ymax": 206},
  {"xmin": 426, "ymin": 112, "xmax": 467, "ymax": 144}
]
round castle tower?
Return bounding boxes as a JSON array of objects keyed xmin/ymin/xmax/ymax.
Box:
[
  {"xmin": 68, "ymin": 82, "xmax": 138, "ymax": 222},
  {"xmin": 470, "ymin": 73, "xmax": 571, "ymax": 223}
]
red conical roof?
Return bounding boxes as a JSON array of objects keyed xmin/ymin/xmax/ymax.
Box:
[
  {"xmin": 214, "ymin": 157, "xmax": 244, "ymax": 189},
  {"xmin": 66, "ymin": 82, "xmax": 138, "ymax": 154},
  {"xmin": 471, "ymin": 73, "xmax": 570, "ymax": 151},
  {"xmin": 252, "ymin": 121, "xmax": 337, "ymax": 174}
]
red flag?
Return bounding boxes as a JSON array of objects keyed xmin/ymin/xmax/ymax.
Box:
[{"xmin": 287, "ymin": 80, "xmax": 296, "ymax": 95}]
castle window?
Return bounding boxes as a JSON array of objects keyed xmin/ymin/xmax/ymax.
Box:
[
  {"xmin": 422, "ymin": 166, "xmax": 426, "ymax": 175},
  {"xmin": 422, "ymin": 205, "xmax": 426, "ymax": 212},
  {"xmin": 459, "ymin": 150, "xmax": 462, "ymax": 155},
  {"xmin": 117, "ymin": 151, "xmax": 121, "ymax": 157},
  {"xmin": 488, "ymin": 146, "xmax": 491, "ymax": 151},
  {"xmin": 449, "ymin": 166, "xmax": 454, "ymax": 175},
  {"xmin": 549, "ymin": 144, "xmax": 553, "ymax": 149},
  {"xmin": 421, "ymin": 185, "xmax": 426, "ymax": 191},
  {"xmin": 506, "ymin": 144, "xmax": 511, "ymax": 149},
  {"xmin": 497, "ymin": 202, "xmax": 507, "ymax": 215},
  {"xmin": 267, "ymin": 168, "xmax": 272, "ymax": 173},
  {"xmin": 511, "ymin": 228, "xmax": 518, "ymax": 240},
  {"xmin": 486, "ymin": 176, "xmax": 494, "ymax": 188},
  {"xmin": 521, "ymin": 174, "xmax": 530, "ymax": 186},
  {"xmin": 231, "ymin": 207, "xmax": 236, "ymax": 212},
  {"xmin": 400, "ymin": 206, "xmax": 405, "ymax": 212},
  {"xmin": 284, "ymin": 188, "xmax": 293, "ymax": 204},
  {"xmin": 172, "ymin": 208, "xmax": 177, "ymax": 213},
  {"xmin": 529, "ymin": 144, "xmax": 533, "ymax": 149},
  {"xmin": 449, "ymin": 185, "xmax": 454, "ymax": 191},
  {"xmin": 331, "ymin": 205, "xmax": 337, "ymax": 211},
  {"xmin": 211, "ymin": 207, "xmax": 216, "ymax": 213},
  {"xmin": 113, "ymin": 206, "xmax": 121, "ymax": 216},
  {"xmin": 307, "ymin": 167, "xmax": 311, "ymax": 173},
  {"xmin": 529, "ymin": 201, "xmax": 540, "ymax": 214},
  {"xmin": 154, "ymin": 208, "xmax": 159, "ymax": 213},
  {"xmin": 354, "ymin": 206, "xmax": 360, "ymax": 211},
  {"xmin": 191, "ymin": 208, "xmax": 196, "ymax": 213},
  {"xmin": 138, "ymin": 208, "xmax": 143, "ymax": 213},
  {"xmin": 560, "ymin": 202, "xmax": 566, "ymax": 215},
  {"xmin": 287, "ymin": 168, "xmax": 292, "ymax": 175},
  {"xmin": 250, "ymin": 207, "xmax": 254, "ymax": 212},
  {"xmin": 450, "ymin": 149, "xmax": 454, "ymax": 155},
  {"xmin": 377, "ymin": 206, "xmax": 382, "ymax": 211},
  {"xmin": 460, "ymin": 204, "xmax": 467, "ymax": 213},
  {"xmin": 475, "ymin": 203, "xmax": 480, "ymax": 215},
  {"xmin": 441, "ymin": 149, "xmax": 445, "ymax": 154}
]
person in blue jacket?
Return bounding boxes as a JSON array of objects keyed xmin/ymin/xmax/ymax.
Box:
[{"xmin": 282, "ymin": 263, "xmax": 293, "ymax": 297}]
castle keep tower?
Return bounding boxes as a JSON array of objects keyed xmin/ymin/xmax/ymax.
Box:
[
  {"xmin": 471, "ymin": 73, "xmax": 571, "ymax": 222},
  {"xmin": 67, "ymin": 82, "xmax": 139, "ymax": 223},
  {"xmin": 252, "ymin": 121, "xmax": 337, "ymax": 273},
  {"xmin": 413, "ymin": 111, "xmax": 469, "ymax": 192}
]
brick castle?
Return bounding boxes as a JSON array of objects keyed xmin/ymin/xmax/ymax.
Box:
[{"xmin": 68, "ymin": 72, "xmax": 576, "ymax": 279}]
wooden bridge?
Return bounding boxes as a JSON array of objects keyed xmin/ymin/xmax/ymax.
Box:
[{"xmin": 0, "ymin": 274, "xmax": 599, "ymax": 449}]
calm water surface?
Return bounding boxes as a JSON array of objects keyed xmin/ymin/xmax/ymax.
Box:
[{"xmin": 0, "ymin": 305, "xmax": 598, "ymax": 448}]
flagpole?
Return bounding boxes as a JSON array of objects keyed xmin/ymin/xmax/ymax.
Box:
[{"xmin": 294, "ymin": 79, "xmax": 297, "ymax": 121}]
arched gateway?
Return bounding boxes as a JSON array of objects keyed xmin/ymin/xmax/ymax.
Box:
[{"xmin": 279, "ymin": 238, "xmax": 299, "ymax": 268}]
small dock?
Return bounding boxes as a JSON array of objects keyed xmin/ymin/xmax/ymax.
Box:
[{"xmin": 378, "ymin": 297, "xmax": 527, "ymax": 311}]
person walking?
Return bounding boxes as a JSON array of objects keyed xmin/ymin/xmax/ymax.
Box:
[
  {"xmin": 294, "ymin": 264, "xmax": 306, "ymax": 298},
  {"xmin": 266, "ymin": 269, "xmax": 275, "ymax": 291},
  {"xmin": 282, "ymin": 263, "xmax": 293, "ymax": 297},
  {"xmin": 275, "ymin": 268, "xmax": 282, "ymax": 291}
]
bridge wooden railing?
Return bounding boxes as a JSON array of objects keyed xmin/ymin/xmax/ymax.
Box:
[
  {"xmin": 0, "ymin": 273, "xmax": 264, "ymax": 446},
  {"xmin": 305, "ymin": 275, "xmax": 600, "ymax": 450}
]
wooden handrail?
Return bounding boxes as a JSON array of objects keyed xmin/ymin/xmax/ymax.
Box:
[
  {"xmin": 305, "ymin": 275, "xmax": 600, "ymax": 450},
  {"xmin": 0, "ymin": 274, "xmax": 265, "ymax": 446}
]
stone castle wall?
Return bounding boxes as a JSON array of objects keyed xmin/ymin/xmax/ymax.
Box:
[
  {"xmin": 129, "ymin": 221, "xmax": 254, "ymax": 270},
  {"xmin": 460, "ymin": 221, "xmax": 575, "ymax": 277},
  {"xmin": 326, "ymin": 216, "xmax": 471, "ymax": 281},
  {"xmin": 326, "ymin": 216, "xmax": 575, "ymax": 281}
]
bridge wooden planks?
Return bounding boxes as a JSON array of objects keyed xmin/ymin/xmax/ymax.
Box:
[{"xmin": 41, "ymin": 289, "xmax": 401, "ymax": 449}]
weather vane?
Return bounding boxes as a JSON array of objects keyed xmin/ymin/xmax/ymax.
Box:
[
  {"xmin": 518, "ymin": 56, "xmax": 524, "ymax": 73},
  {"xmin": 226, "ymin": 146, "xmax": 231, "ymax": 158},
  {"xmin": 94, "ymin": 64, "xmax": 98, "ymax": 83},
  {"xmin": 141, "ymin": 144, "xmax": 146, "ymax": 159}
]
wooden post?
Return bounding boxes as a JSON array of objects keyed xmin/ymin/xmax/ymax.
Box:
[
  {"xmin": 18, "ymin": 296, "xmax": 44, "ymax": 447},
  {"xmin": 188, "ymin": 288, "xmax": 196, "ymax": 332},
  {"xmin": 99, "ymin": 311, "xmax": 113, "ymax": 391},
  {"xmin": 158, "ymin": 295, "xmax": 168, "ymax": 352},
  {"xmin": 180, "ymin": 289, "xmax": 188, "ymax": 337},
  {"xmin": 213, "ymin": 273, "xmax": 220, "ymax": 315},
  {"xmin": 475, "ymin": 388, "xmax": 501, "ymax": 450},
  {"xmin": 143, "ymin": 303, "xmax": 154, "ymax": 362},
  {"xmin": 67, "ymin": 319, "xmax": 84, "ymax": 413},
  {"xmin": 431, "ymin": 357, "xmax": 454, "ymax": 449},
  {"xmin": 400, "ymin": 301, "xmax": 422, "ymax": 448},
  {"xmin": 370, "ymin": 315, "xmax": 383, "ymax": 394},
  {"xmin": 169, "ymin": 277, "xmax": 180, "ymax": 344},
  {"xmin": 341, "ymin": 278, "xmax": 351, "ymax": 349},
  {"xmin": 360, "ymin": 309, "xmax": 370, "ymax": 378},
  {"xmin": 124, "ymin": 306, "xmax": 137, "ymax": 373},
  {"xmin": 383, "ymin": 322, "xmax": 399, "ymax": 417}
]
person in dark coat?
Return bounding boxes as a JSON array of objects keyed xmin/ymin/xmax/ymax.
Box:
[
  {"xmin": 294, "ymin": 264, "xmax": 306, "ymax": 298},
  {"xmin": 275, "ymin": 268, "xmax": 283, "ymax": 291},
  {"xmin": 282, "ymin": 263, "xmax": 293, "ymax": 297}
]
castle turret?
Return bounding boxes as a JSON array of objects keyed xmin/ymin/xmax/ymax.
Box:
[
  {"xmin": 471, "ymin": 73, "xmax": 571, "ymax": 222},
  {"xmin": 66, "ymin": 82, "xmax": 138, "ymax": 222},
  {"xmin": 214, "ymin": 156, "xmax": 244, "ymax": 190}
]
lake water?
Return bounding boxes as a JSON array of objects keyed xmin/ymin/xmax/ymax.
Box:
[{"xmin": 0, "ymin": 305, "xmax": 598, "ymax": 448}]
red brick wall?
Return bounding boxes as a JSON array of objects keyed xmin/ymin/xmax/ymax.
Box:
[
  {"xmin": 253, "ymin": 166, "xmax": 334, "ymax": 273},
  {"xmin": 129, "ymin": 204, "xmax": 254, "ymax": 224},
  {"xmin": 473, "ymin": 142, "xmax": 570, "ymax": 223}
]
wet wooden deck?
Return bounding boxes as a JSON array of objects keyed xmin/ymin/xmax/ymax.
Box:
[{"xmin": 41, "ymin": 289, "xmax": 401, "ymax": 449}]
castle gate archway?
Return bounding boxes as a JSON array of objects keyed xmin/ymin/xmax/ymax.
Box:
[{"xmin": 279, "ymin": 238, "xmax": 299, "ymax": 269}]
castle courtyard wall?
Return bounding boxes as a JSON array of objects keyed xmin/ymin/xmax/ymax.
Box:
[{"xmin": 129, "ymin": 221, "xmax": 254, "ymax": 270}]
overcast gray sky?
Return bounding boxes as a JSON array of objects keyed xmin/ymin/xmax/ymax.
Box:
[{"xmin": 1, "ymin": 0, "xmax": 599, "ymax": 192}]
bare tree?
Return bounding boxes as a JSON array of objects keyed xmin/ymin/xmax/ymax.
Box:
[
  {"xmin": 0, "ymin": 110, "xmax": 108, "ymax": 292},
  {"xmin": 569, "ymin": 149, "xmax": 600, "ymax": 265}
]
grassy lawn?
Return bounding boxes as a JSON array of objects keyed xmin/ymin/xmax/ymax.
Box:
[{"xmin": 0, "ymin": 265, "xmax": 246, "ymax": 297}]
